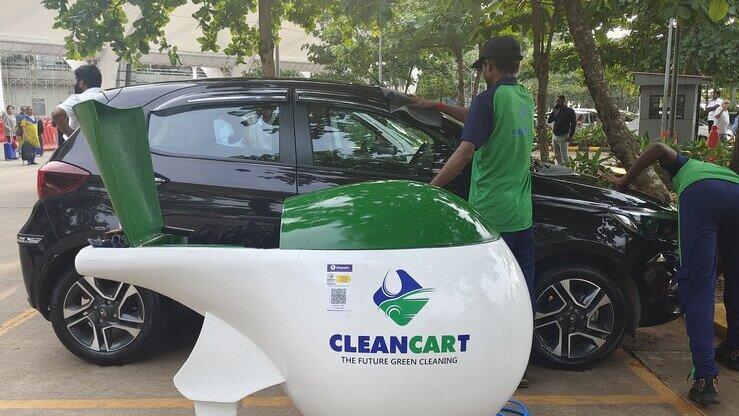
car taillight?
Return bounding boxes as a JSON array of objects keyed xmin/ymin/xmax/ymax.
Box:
[{"xmin": 37, "ymin": 161, "xmax": 91, "ymax": 199}]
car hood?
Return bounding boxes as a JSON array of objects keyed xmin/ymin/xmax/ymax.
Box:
[{"xmin": 534, "ymin": 163, "xmax": 675, "ymax": 212}]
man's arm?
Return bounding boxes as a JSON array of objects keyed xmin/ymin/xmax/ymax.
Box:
[
  {"xmin": 430, "ymin": 141, "xmax": 475, "ymax": 187},
  {"xmin": 568, "ymin": 109, "xmax": 577, "ymax": 138},
  {"xmin": 600, "ymin": 143, "xmax": 677, "ymax": 188},
  {"xmin": 438, "ymin": 104, "xmax": 470, "ymax": 123},
  {"xmin": 714, "ymin": 104, "xmax": 726, "ymax": 119},
  {"xmin": 408, "ymin": 96, "xmax": 469, "ymax": 122},
  {"xmin": 547, "ymin": 110, "xmax": 557, "ymax": 123},
  {"xmin": 706, "ymin": 99, "xmax": 719, "ymax": 113},
  {"xmin": 52, "ymin": 107, "xmax": 73, "ymax": 137}
]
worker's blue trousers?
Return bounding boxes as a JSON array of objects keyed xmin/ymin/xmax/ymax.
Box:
[
  {"xmin": 677, "ymin": 179, "xmax": 739, "ymax": 378},
  {"xmin": 501, "ymin": 227, "xmax": 536, "ymax": 311}
]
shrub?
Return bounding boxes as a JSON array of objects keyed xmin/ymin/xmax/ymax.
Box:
[
  {"xmin": 572, "ymin": 125, "xmax": 608, "ymax": 147},
  {"xmin": 566, "ymin": 148, "xmax": 614, "ymax": 179}
]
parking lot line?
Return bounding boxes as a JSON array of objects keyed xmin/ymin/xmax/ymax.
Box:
[
  {"xmin": 615, "ymin": 349, "xmax": 705, "ymax": 416},
  {"xmin": 513, "ymin": 394, "xmax": 666, "ymax": 405},
  {"xmin": 0, "ymin": 284, "xmax": 21, "ymax": 301},
  {"xmin": 0, "ymin": 397, "xmax": 293, "ymax": 410},
  {"xmin": 0, "ymin": 260, "xmax": 20, "ymax": 273},
  {"xmin": 0, "ymin": 308, "xmax": 38, "ymax": 337}
]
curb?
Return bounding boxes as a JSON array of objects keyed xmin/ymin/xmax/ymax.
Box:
[
  {"xmin": 715, "ymin": 303, "xmax": 727, "ymax": 339},
  {"xmin": 567, "ymin": 146, "xmax": 611, "ymax": 152}
]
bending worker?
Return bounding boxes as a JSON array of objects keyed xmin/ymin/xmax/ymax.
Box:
[
  {"xmin": 411, "ymin": 36, "xmax": 535, "ymax": 387},
  {"xmin": 601, "ymin": 143, "xmax": 739, "ymax": 405}
]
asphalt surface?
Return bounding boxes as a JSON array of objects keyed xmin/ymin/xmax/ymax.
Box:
[{"xmin": 1, "ymin": 155, "xmax": 736, "ymax": 416}]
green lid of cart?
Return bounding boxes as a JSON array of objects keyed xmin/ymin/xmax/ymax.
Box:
[{"xmin": 280, "ymin": 180, "xmax": 499, "ymax": 250}]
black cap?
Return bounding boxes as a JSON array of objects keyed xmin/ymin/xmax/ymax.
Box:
[{"xmin": 471, "ymin": 36, "xmax": 523, "ymax": 69}]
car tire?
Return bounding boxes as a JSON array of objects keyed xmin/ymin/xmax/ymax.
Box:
[
  {"xmin": 49, "ymin": 269, "xmax": 165, "ymax": 366},
  {"xmin": 532, "ymin": 265, "xmax": 627, "ymax": 370}
]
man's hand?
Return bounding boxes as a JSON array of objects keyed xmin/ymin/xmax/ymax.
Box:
[
  {"xmin": 599, "ymin": 172, "xmax": 628, "ymax": 190},
  {"xmin": 407, "ymin": 95, "xmax": 441, "ymax": 110},
  {"xmin": 52, "ymin": 107, "xmax": 73, "ymax": 137},
  {"xmin": 430, "ymin": 141, "xmax": 475, "ymax": 187}
]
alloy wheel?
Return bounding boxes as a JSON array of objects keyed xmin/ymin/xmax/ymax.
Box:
[
  {"xmin": 534, "ymin": 278, "xmax": 614, "ymax": 360},
  {"xmin": 62, "ymin": 276, "xmax": 145, "ymax": 352}
]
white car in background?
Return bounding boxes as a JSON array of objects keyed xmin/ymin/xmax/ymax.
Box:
[{"xmin": 575, "ymin": 108, "xmax": 599, "ymax": 128}]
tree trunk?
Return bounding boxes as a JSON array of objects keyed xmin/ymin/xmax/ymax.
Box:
[
  {"xmin": 258, "ymin": 0, "xmax": 276, "ymax": 78},
  {"xmin": 472, "ymin": 43, "xmax": 483, "ymax": 97},
  {"xmin": 453, "ymin": 46, "xmax": 466, "ymax": 107},
  {"xmin": 404, "ymin": 66, "xmax": 414, "ymax": 93},
  {"xmin": 472, "ymin": 70, "xmax": 482, "ymax": 97},
  {"xmin": 562, "ymin": 0, "xmax": 669, "ymax": 201},
  {"xmin": 531, "ymin": 0, "xmax": 556, "ymax": 162}
]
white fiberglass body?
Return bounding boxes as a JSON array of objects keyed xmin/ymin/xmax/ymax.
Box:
[{"xmin": 76, "ymin": 239, "xmax": 532, "ymax": 416}]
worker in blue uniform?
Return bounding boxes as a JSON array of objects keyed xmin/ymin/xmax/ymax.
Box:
[{"xmin": 601, "ymin": 143, "xmax": 739, "ymax": 405}]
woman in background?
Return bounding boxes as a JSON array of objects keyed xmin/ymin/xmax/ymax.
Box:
[
  {"xmin": 3, "ymin": 105, "xmax": 16, "ymax": 143},
  {"xmin": 18, "ymin": 107, "xmax": 41, "ymax": 165}
]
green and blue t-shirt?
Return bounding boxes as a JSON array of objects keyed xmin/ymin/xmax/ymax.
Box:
[{"xmin": 461, "ymin": 77, "xmax": 535, "ymax": 233}]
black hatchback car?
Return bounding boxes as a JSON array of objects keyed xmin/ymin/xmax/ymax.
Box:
[{"xmin": 19, "ymin": 79, "xmax": 679, "ymax": 370}]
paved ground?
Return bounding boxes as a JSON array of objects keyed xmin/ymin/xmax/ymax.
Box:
[{"xmin": 0, "ymin": 155, "xmax": 736, "ymax": 416}]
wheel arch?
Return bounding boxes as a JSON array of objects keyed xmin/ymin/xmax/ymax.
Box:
[
  {"xmin": 36, "ymin": 247, "xmax": 82, "ymax": 320},
  {"xmin": 535, "ymin": 245, "xmax": 641, "ymax": 335}
]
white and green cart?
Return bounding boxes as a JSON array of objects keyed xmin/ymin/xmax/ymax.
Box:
[{"xmin": 73, "ymin": 100, "xmax": 533, "ymax": 416}]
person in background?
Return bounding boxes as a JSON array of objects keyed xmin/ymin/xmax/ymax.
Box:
[
  {"xmin": 16, "ymin": 106, "xmax": 26, "ymax": 126},
  {"xmin": 706, "ymin": 90, "xmax": 723, "ymax": 132},
  {"xmin": 547, "ymin": 95, "xmax": 576, "ymax": 165},
  {"xmin": 731, "ymin": 111, "xmax": 738, "ymax": 138},
  {"xmin": 713, "ymin": 99, "xmax": 731, "ymax": 141},
  {"xmin": 18, "ymin": 107, "xmax": 41, "ymax": 165},
  {"xmin": 3, "ymin": 105, "xmax": 16, "ymax": 143},
  {"xmin": 53, "ymin": 64, "xmax": 103, "ymax": 137},
  {"xmin": 601, "ymin": 143, "xmax": 739, "ymax": 406},
  {"xmin": 37, "ymin": 114, "xmax": 45, "ymax": 156}
]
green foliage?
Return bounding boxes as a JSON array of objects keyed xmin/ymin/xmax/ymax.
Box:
[
  {"xmin": 673, "ymin": 139, "xmax": 735, "ymax": 167},
  {"xmin": 572, "ymin": 125, "xmax": 609, "ymax": 147},
  {"xmin": 306, "ymin": 0, "xmax": 485, "ymax": 103},
  {"xmin": 42, "ymin": 0, "xmax": 335, "ymax": 67},
  {"xmin": 566, "ymin": 149, "xmax": 614, "ymax": 178},
  {"xmin": 41, "ymin": 0, "xmax": 187, "ymax": 65}
]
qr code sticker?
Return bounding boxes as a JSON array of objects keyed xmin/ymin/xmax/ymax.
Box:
[{"xmin": 330, "ymin": 288, "xmax": 347, "ymax": 305}]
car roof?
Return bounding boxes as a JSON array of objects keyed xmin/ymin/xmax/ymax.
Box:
[{"xmin": 105, "ymin": 77, "xmax": 390, "ymax": 109}]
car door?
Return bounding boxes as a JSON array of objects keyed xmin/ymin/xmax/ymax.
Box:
[
  {"xmin": 145, "ymin": 89, "xmax": 297, "ymax": 232},
  {"xmin": 293, "ymin": 90, "xmax": 467, "ymax": 196}
]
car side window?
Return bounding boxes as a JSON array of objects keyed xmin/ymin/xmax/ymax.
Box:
[
  {"xmin": 148, "ymin": 104, "xmax": 280, "ymax": 162},
  {"xmin": 307, "ymin": 105, "xmax": 434, "ymax": 175}
]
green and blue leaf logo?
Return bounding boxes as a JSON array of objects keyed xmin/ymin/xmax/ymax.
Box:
[{"xmin": 373, "ymin": 270, "xmax": 435, "ymax": 326}]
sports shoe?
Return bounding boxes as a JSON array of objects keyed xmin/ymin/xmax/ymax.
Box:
[
  {"xmin": 715, "ymin": 342, "xmax": 739, "ymax": 371},
  {"xmin": 688, "ymin": 376, "xmax": 720, "ymax": 405}
]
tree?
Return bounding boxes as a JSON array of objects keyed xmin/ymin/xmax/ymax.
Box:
[
  {"xmin": 550, "ymin": 1, "xmax": 739, "ymax": 87},
  {"xmin": 482, "ymin": 0, "xmax": 563, "ymax": 161},
  {"xmin": 562, "ymin": 0, "xmax": 670, "ymax": 201},
  {"xmin": 305, "ymin": 0, "xmax": 483, "ymax": 105},
  {"xmin": 42, "ymin": 0, "xmax": 331, "ymax": 77},
  {"xmin": 557, "ymin": 0, "xmax": 735, "ymax": 199},
  {"xmin": 304, "ymin": 10, "xmax": 422, "ymax": 89}
]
